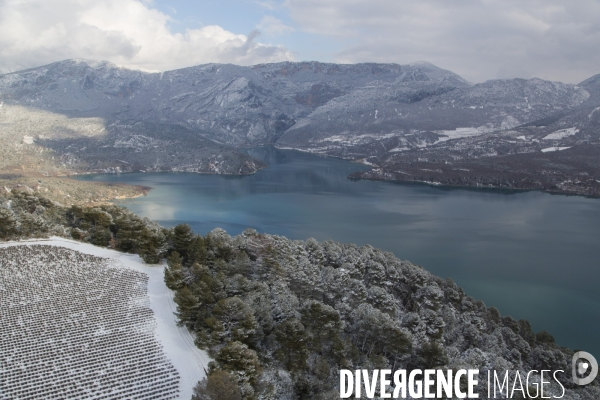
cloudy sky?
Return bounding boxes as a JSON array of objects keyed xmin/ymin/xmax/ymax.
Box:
[{"xmin": 1, "ymin": 0, "xmax": 598, "ymax": 83}]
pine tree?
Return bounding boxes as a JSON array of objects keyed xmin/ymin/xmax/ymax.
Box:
[
  {"xmin": 174, "ymin": 286, "xmax": 199, "ymax": 328},
  {"xmin": 211, "ymin": 297, "xmax": 257, "ymax": 344},
  {"xmin": 300, "ymin": 301, "xmax": 342, "ymax": 354},
  {"xmin": 416, "ymin": 341, "xmax": 448, "ymax": 369},
  {"xmin": 164, "ymin": 251, "xmax": 184, "ymax": 290},
  {"xmin": 0, "ymin": 207, "xmax": 18, "ymax": 239},
  {"xmin": 114, "ymin": 216, "xmax": 147, "ymax": 253},
  {"xmin": 83, "ymin": 207, "xmax": 113, "ymax": 228},
  {"xmin": 138, "ymin": 226, "xmax": 167, "ymax": 264},
  {"xmin": 172, "ymin": 223, "xmax": 194, "ymax": 260},
  {"xmin": 275, "ymin": 318, "xmax": 308, "ymax": 371},
  {"xmin": 192, "ymin": 370, "xmax": 242, "ymax": 400},
  {"xmin": 215, "ymin": 341, "xmax": 262, "ymax": 386},
  {"xmin": 187, "ymin": 235, "xmax": 208, "ymax": 266}
]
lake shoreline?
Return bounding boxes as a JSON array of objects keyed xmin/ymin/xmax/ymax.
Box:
[{"xmin": 75, "ymin": 147, "xmax": 600, "ymax": 356}]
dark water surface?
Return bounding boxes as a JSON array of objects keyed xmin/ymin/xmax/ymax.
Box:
[{"xmin": 77, "ymin": 147, "xmax": 600, "ymax": 355}]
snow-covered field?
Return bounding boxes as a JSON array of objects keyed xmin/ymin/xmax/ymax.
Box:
[
  {"xmin": 542, "ymin": 127, "xmax": 578, "ymax": 140},
  {"xmin": 0, "ymin": 238, "xmax": 209, "ymax": 400},
  {"xmin": 541, "ymin": 146, "xmax": 571, "ymax": 153},
  {"xmin": 434, "ymin": 127, "xmax": 489, "ymax": 143},
  {"xmin": 388, "ymin": 146, "xmax": 410, "ymax": 152}
]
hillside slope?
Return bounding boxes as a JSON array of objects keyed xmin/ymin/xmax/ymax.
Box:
[
  {"xmin": 1, "ymin": 60, "xmax": 600, "ymax": 195},
  {"xmin": 1, "ymin": 190, "xmax": 598, "ymax": 399}
]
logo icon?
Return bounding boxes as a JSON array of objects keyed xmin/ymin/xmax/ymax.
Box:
[{"xmin": 572, "ymin": 351, "xmax": 598, "ymax": 385}]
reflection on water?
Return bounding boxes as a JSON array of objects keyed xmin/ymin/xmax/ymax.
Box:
[{"xmin": 77, "ymin": 147, "xmax": 600, "ymax": 355}]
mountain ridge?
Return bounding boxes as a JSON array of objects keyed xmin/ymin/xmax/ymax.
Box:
[{"xmin": 1, "ymin": 59, "xmax": 599, "ymax": 196}]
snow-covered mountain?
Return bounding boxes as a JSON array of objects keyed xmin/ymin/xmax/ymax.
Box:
[
  {"xmin": 1, "ymin": 59, "xmax": 599, "ymax": 194},
  {"xmin": 0, "ymin": 59, "xmax": 468, "ymax": 144}
]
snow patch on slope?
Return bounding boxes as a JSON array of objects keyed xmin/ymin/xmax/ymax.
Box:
[
  {"xmin": 434, "ymin": 127, "xmax": 490, "ymax": 143},
  {"xmin": 589, "ymin": 107, "xmax": 600, "ymax": 119},
  {"xmin": 22, "ymin": 135, "xmax": 34, "ymax": 144},
  {"xmin": 542, "ymin": 127, "xmax": 578, "ymax": 140},
  {"xmin": 541, "ymin": 146, "xmax": 571, "ymax": 153}
]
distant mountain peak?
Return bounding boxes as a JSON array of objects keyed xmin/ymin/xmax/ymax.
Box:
[
  {"xmin": 579, "ymin": 74, "xmax": 600, "ymax": 96},
  {"xmin": 0, "ymin": 58, "xmax": 131, "ymax": 77},
  {"xmin": 407, "ymin": 60, "xmax": 437, "ymax": 68}
]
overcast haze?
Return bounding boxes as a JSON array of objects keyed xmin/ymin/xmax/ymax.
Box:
[{"xmin": 1, "ymin": 0, "xmax": 598, "ymax": 83}]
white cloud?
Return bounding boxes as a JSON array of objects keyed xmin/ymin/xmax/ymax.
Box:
[
  {"xmin": 286, "ymin": 0, "xmax": 600, "ymax": 83},
  {"xmin": 3, "ymin": 0, "xmax": 598, "ymax": 83},
  {"xmin": 258, "ymin": 15, "xmax": 295, "ymax": 36},
  {"xmin": 253, "ymin": 0, "xmax": 285, "ymax": 11},
  {"xmin": 0, "ymin": 0, "xmax": 294, "ymax": 73}
]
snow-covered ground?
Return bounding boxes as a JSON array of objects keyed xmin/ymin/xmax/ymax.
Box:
[
  {"xmin": 542, "ymin": 127, "xmax": 578, "ymax": 140},
  {"xmin": 389, "ymin": 146, "xmax": 410, "ymax": 152},
  {"xmin": 541, "ymin": 146, "xmax": 571, "ymax": 153},
  {"xmin": 434, "ymin": 127, "xmax": 489, "ymax": 143},
  {"xmin": 0, "ymin": 237, "xmax": 210, "ymax": 399}
]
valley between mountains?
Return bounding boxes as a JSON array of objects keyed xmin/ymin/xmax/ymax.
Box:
[{"xmin": 1, "ymin": 59, "xmax": 600, "ymax": 197}]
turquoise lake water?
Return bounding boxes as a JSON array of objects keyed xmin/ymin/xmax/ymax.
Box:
[{"xmin": 77, "ymin": 147, "xmax": 600, "ymax": 355}]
